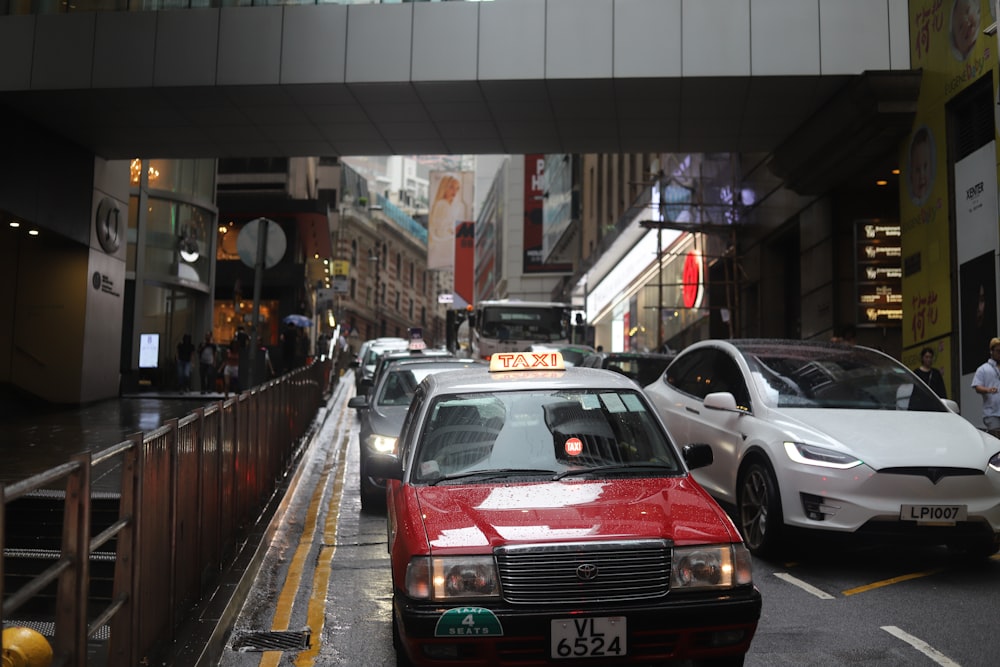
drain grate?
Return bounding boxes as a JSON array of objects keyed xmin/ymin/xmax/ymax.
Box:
[{"xmin": 231, "ymin": 629, "xmax": 311, "ymax": 652}]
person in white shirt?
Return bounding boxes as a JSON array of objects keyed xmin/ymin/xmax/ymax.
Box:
[{"xmin": 971, "ymin": 336, "xmax": 1000, "ymax": 432}]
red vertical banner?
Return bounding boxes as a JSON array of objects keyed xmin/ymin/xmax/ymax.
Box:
[
  {"xmin": 523, "ymin": 155, "xmax": 545, "ymax": 273},
  {"xmin": 454, "ymin": 221, "xmax": 474, "ymax": 308}
]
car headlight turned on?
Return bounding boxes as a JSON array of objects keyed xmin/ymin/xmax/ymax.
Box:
[
  {"xmin": 405, "ymin": 556, "xmax": 500, "ymax": 600},
  {"xmin": 784, "ymin": 441, "xmax": 863, "ymax": 469},
  {"xmin": 366, "ymin": 433, "xmax": 397, "ymax": 454},
  {"xmin": 671, "ymin": 543, "xmax": 753, "ymax": 590}
]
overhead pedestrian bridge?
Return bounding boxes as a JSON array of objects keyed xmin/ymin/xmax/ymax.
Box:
[{"xmin": 0, "ymin": 0, "xmax": 918, "ymax": 192}]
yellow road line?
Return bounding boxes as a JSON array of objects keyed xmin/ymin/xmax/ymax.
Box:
[
  {"xmin": 295, "ymin": 433, "xmax": 350, "ymax": 666},
  {"xmin": 259, "ymin": 411, "xmax": 348, "ymax": 667},
  {"xmin": 842, "ymin": 568, "xmax": 945, "ymax": 596}
]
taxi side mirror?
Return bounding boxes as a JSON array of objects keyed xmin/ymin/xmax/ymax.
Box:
[
  {"xmin": 682, "ymin": 443, "xmax": 714, "ymax": 471},
  {"xmin": 348, "ymin": 396, "xmax": 368, "ymax": 410},
  {"xmin": 367, "ymin": 454, "xmax": 403, "ymax": 480}
]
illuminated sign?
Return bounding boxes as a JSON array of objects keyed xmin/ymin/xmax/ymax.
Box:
[
  {"xmin": 489, "ymin": 352, "xmax": 565, "ymax": 372},
  {"xmin": 855, "ymin": 220, "xmax": 902, "ymax": 325}
]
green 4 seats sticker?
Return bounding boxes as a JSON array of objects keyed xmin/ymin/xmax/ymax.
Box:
[{"xmin": 434, "ymin": 607, "xmax": 504, "ymax": 637}]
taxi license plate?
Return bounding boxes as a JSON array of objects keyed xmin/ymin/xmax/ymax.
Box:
[
  {"xmin": 900, "ymin": 504, "xmax": 967, "ymax": 524},
  {"xmin": 551, "ymin": 617, "xmax": 626, "ymax": 659}
]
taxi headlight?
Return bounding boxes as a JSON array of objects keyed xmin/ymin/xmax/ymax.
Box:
[
  {"xmin": 405, "ymin": 556, "xmax": 500, "ymax": 600},
  {"xmin": 671, "ymin": 544, "xmax": 753, "ymax": 590},
  {"xmin": 784, "ymin": 441, "xmax": 862, "ymax": 469},
  {"xmin": 366, "ymin": 434, "xmax": 397, "ymax": 454}
]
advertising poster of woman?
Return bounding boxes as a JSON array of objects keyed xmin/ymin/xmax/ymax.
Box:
[{"xmin": 427, "ymin": 171, "xmax": 473, "ymax": 271}]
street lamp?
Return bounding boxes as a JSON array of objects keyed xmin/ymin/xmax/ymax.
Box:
[{"xmin": 368, "ymin": 248, "xmax": 381, "ymax": 337}]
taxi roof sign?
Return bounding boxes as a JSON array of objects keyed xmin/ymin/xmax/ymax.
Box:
[{"xmin": 489, "ymin": 351, "xmax": 565, "ymax": 372}]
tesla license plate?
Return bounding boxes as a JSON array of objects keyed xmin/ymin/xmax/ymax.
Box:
[
  {"xmin": 551, "ymin": 616, "xmax": 626, "ymax": 659},
  {"xmin": 900, "ymin": 504, "xmax": 967, "ymax": 524}
]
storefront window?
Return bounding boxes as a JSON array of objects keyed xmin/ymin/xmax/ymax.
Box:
[
  {"xmin": 147, "ymin": 158, "xmax": 216, "ymax": 201},
  {"xmin": 214, "ymin": 300, "xmax": 279, "ymax": 347},
  {"xmin": 218, "ymin": 223, "xmax": 241, "ymax": 261},
  {"xmin": 176, "ymin": 202, "xmax": 211, "ymax": 286},
  {"xmin": 142, "ymin": 199, "xmax": 211, "ymax": 288},
  {"xmin": 138, "ymin": 283, "xmax": 196, "ymax": 387}
]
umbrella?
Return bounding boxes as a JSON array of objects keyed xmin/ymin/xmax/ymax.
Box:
[{"xmin": 283, "ymin": 314, "xmax": 313, "ymax": 327}]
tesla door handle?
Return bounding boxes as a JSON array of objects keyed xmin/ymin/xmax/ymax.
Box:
[{"xmin": 685, "ymin": 406, "xmax": 699, "ymax": 415}]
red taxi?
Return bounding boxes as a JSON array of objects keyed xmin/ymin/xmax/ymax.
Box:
[{"xmin": 368, "ymin": 351, "xmax": 762, "ymax": 666}]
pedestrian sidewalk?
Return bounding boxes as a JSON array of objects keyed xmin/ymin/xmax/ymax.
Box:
[{"xmin": 0, "ymin": 391, "xmax": 217, "ymax": 485}]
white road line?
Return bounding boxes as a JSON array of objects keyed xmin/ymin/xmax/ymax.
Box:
[
  {"xmin": 772, "ymin": 572, "xmax": 835, "ymax": 599},
  {"xmin": 881, "ymin": 626, "xmax": 960, "ymax": 666}
]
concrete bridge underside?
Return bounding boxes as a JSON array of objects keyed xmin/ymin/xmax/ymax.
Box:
[{"xmin": 0, "ymin": 0, "xmax": 918, "ymax": 194}]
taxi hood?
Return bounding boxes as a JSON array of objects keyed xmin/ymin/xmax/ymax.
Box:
[{"xmin": 413, "ymin": 477, "xmax": 739, "ymax": 553}]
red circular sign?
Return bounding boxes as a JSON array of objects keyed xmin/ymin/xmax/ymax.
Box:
[
  {"xmin": 682, "ymin": 251, "xmax": 702, "ymax": 308},
  {"xmin": 564, "ymin": 437, "xmax": 583, "ymax": 456}
]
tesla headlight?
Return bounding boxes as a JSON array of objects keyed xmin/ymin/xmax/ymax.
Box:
[
  {"xmin": 784, "ymin": 441, "xmax": 862, "ymax": 469},
  {"xmin": 366, "ymin": 433, "xmax": 397, "ymax": 454},
  {"xmin": 405, "ymin": 556, "xmax": 500, "ymax": 600},
  {"xmin": 671, "ymin": 543, "xmax": 753, "ymax": 590},
  {"xmin": 989, "ymin": 451, "xmax": 1000, "ymax": 472}
]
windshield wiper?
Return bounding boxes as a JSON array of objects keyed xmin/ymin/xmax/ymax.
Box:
[
  {"xmin": 427, "ymin": 468, "xmax": 556, "ymax": 486},
  {"xmin": 551, "ymin": 463, "xmax": 677, "ymax": 481}
]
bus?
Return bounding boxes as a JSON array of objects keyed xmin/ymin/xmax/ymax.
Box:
[{"xmin": 468, "ymin": 300, "xmax": 572, "ymax": 360}]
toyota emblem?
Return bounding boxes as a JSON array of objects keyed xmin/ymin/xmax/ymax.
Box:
[{"xmin": 576, "ymin": 563, "xmax": 599, "ymax": 581}]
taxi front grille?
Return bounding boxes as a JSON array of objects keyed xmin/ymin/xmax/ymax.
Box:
[{"xmin": 495, "ymin": 540, "xmax": 671, "ymax": 604}]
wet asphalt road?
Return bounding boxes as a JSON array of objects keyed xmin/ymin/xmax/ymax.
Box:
[
  {"xmin": 19, "ymin": 384, "xmax": 997, "ymax": 666},
  {"xmin": 213, "ymin": 379, "xmax": 1000, "ymax": 667}
]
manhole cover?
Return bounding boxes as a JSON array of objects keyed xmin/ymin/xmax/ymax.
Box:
[{"xmin": 231, "ymin": 629, "xmax": 311, "ymax": 652}]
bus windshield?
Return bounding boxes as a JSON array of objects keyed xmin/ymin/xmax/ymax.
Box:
[
  {"xmin": 467, "ymin": 301, "xmax": 572, "ymax": 360},
  {"xmin": 479, "ymin": 305, "xmax": 568, "ymax": 342}
]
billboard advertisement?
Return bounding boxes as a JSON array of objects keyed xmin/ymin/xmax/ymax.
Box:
[
  {"xmin": 523, "ymin": 155, "xmax": 572, "ymax": 274},
  {"xmin": 428, "ymin": 170, "xmax": 474, "ymax": 271}
]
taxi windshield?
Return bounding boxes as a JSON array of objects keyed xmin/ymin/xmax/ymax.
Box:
[{"xmin": 412, "ymin": 389, "xmax": 681, "ymax": 484}]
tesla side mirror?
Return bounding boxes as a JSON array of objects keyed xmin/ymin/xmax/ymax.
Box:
[
  {"xmin": 943, "ymin": 398, "xmax": 960, "ymax": 413},
  {"xmin": 348, "ymin": 396, "xmax": 368, "ymax": 410},
  {"xmin": 703, "ymin": 391, "xmax": 739, "ymax": 412},
  {"xmin": 367, "ymin": 453, "xmax": 403, "ymax": 480},
  {"xmin": 682, "ymin": 443, "xmax": 714, "ymax": 470}
]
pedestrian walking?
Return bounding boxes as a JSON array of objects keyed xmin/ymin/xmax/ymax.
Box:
[
  {"xmin": 176, "ymin": 333, "xmax": 195, "ymax": 393},
  {"xmin": 219, "ymin": 338, "xmax": 241, "ymax": 398},
  {"xmin": 913, "ymin": 346, "xmax": 947, "ymax": 399},
  {"xmin": 198, "ymin": 332, "xmax": 218, "ymax": 394},
  {"xmin": 972, "ymin": 337, "xmax": 1000, "ymax": 434}
]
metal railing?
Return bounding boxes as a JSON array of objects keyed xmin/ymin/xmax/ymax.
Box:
[{"xmin": 1, "ymin": 358, "xmax": 331, "ymax": 666}]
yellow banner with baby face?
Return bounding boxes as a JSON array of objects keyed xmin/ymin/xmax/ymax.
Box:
[
  {"xmin": 900, "ymin": 111, "xmax": 950, "ymax": 348},
  {"xmin": 911, "ymin": 0, "xmax": 994, "ymax": 99},
  {"xmin": 902, "ymin": 0, "xmax": 998, "ymax": 350}
]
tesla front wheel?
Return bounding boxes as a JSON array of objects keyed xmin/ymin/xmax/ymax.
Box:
[{"xmin": 737, "ymin": 459, "xmax": 784, "ymax": 558}]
